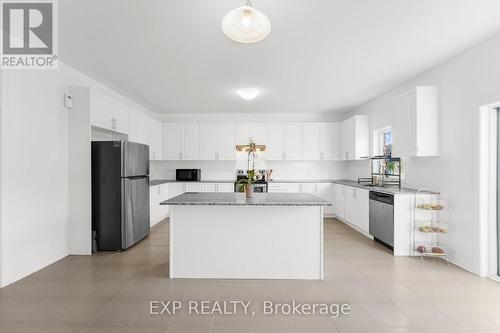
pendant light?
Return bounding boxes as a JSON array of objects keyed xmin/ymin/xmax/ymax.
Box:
[{"xmin": 221, "ymin": 0, "xmax": 271, "ymax": 44}]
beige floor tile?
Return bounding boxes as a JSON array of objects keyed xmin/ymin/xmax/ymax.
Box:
[
  {"xmin": 57, "ymin": 298, "xmax": 112, "ymax": 325},
  {"xmin": 210, "ymin": 326, "xmax": 252, "ymax": 333},
  {"xmin": 0, "ymin": 219, "xmax": 499, "ymax": 332}
]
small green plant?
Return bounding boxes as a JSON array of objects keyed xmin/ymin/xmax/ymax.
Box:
[
  {"xmin": 386, "ymin": 161, "xmax": 398, "ymax": 174},
  {"xmin": 236, "ymin": 169, "xmax": 258, "ymax": 186}
]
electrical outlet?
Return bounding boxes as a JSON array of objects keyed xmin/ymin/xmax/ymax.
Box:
[{"xmin": 64, "ymin": 92, "xmax": 73, "ymax": 108}]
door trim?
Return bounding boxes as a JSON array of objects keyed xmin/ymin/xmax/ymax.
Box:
[{"xmin": 479, "ymin": 102, "xmax": 500, "ymax": 279}]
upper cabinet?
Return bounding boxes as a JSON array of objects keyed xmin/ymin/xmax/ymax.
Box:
[
  {"xmin": 163, "ymin": 123, "xmax": 201, "ymax": 161},
  {"xmin": 266, "ymin": 122, "xmax": 304, "ymax": 161},
  {"xmin": 302, "ymin": 122, "xmax": 341, "ymax": 161},
  {"xmin": 127, "ymin": 107, "xmax": 162, "ymax": 160},
  {"xmin": 91, "ymin": 90, "xmax": 129, "ymax": 134},
  {"xmin": 392, "ymin": 86, "xmax": 439, "ymax": 157},
  {"xmin": 341, "ymin": 115, "xmax": 369, "ymax": 160},
  {"xmin": 200, "ymin": 122, "xmax": 236, "ymax": 161},
  {"xmin": 236, "ymin": 122, "xmax": 267, "ymax": 145}
]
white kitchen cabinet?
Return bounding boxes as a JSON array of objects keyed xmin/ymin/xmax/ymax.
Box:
[
  {"xmin": 128, "ymin": 107, "xmax": 146, "ymax": 144},
  {"xmin": 200, "ymin": 123, "xmax": 236, "ymax": 161},
  {"xmin": 343, "ymin": 186, "xmax": 369, "ymax": 234},
  {"xmin": 302, "ymin": 123, "xmax": 322, "ymax": 160},
  {"xmin": 163, "ymin": 123, "xmax": 200, "ymax": 161},
  {"xmin": 91, "ymin": 90, "xmax": 113, "ymax": 129},
  {"xmin": 217, "ymin": 123, "xmax": 236, "ymax": 160},
  {"xmin": 236, "ymin": 122, "xmax": 267, "ymax": 144},
  {"xmin": 142, "ymin": 115, "xmax": 163, "ymax": 160},
  {"xmin": 341, "ymin": 115, "xmax": 369, "ymax": 160},
  {"xmin": 266, "ymin": 123, "xmax": 304, "ymax": 161},
  {"xmin": 268, "ymin": 183, "xmax": 301, "ymax": 193},
  {"xmin": 185, "ymin": 183, "xmax": 202, "ymax": 192},
  {"xmin": 323, "ymin": 123, "xmax": 341, "ymax": 160},
  {"xmin": 302, "ymin": 123, "xmax": 341, "ymax": 161},
  {"xmin": 200, "ymin": 123, "xmax": 218, "ymax": 160},
  {"xmin": 202, "ymin": 184, "xmax": 217, "ymax": 192},
  {"xmin": 218, "ymin": 183, "xmax": 235, "ymax": 192},
  {"xmin": 150, "ymin": 184, "xmax": 169, "ymax": 226},
  {"xmin": 266, "ymin": 123, "xmax": 286, "ymax": 160},
  {"xmin": 300, "ymin": 183, "xmax": 333, "ymax": 215},
  {"xmin": 332, "ymin": 184, "xmax": 345, "ymax": 219},
  {"xmin": 182, "ymin": 123, "xmax": 200, "ymax": 160},
  {"xmin": 91, "ymin": 90, "xmax": 130, "ymax": 134},
  {"xmin": 392, "ymin": 86, "xmax": 439, "ymax": 157},
  {"xmin": 163, "ymin": 123, "xmax": 182, "ymax": 160},
  {"xmin": 285, "ymin": 123, "xmax": 302, "ymax": 160},
  {"xmin": 169, "ymin": 183, "xmax": 185, "ymax": 198}
]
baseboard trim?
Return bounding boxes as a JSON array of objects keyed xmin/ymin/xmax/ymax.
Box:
[
  {"xmin": 333, "ymin": 216, "xmax": 373, "ymax": 239},
  {"xmin": 1, "ymin": 251, "xmax": 68, "ymax": 288}
]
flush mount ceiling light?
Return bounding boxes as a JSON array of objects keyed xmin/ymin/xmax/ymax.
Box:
[
  {"xmin": 222, "ymin": 0, "xmax": 271, "ymax": 44},
  {"xmin": 237, "ymin": 88, "xmax": 260, "ymax": 100}
]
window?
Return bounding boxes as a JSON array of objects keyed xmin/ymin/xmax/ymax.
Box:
[{"xmin": 373, "ymin": 127, "xmax": 392, "ymax": 157}]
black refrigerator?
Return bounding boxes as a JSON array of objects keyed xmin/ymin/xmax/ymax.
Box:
[{"xmin": 91, "ymin": 141, "xmax": 150, "ymax": 251}]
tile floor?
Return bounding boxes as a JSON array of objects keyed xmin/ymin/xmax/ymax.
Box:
[{"xmin": 1, "ymin": 219, "xmax": 500, "ymax": 332}]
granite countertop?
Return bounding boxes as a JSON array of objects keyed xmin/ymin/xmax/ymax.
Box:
[
  {"xmin": 332, "ymin": 180, "xmax": 418, "ymax": 195},
  {"xmin": 160, "ymin": 192, "xmax": 332, "ymax": 206}
]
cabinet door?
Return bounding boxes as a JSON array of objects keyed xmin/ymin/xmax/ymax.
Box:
[
  {"xmin": 218, "ymin": 183, "xmax": 235, "ymax": 193},
  {"xmin": 182, "ymin": 123, "xmax": 200, "ymax": 160},
  {"xmin": 163, "ymin": 123, "xmax": 182, "ymax": 160},
  {"xmin": 344, "ymin": 186, "xmax": 356, "ymax": 224},
  {"xmin": 91, "ymin": 90, "xmax": 113, "ymax": 129},
  {"xmin": 149, "ymin": 186, "xmax": 159, "ymax": 225},
  {"xmin": 169, "ymin": 183, "xmax": 185, "ymax": 198},
  {"xmin": 217, "ymin": 122, "xmax": 236, "ymax": 160},
  {"xmin": 252, "ymin": 123, "xmax": 267, "ymax": 144},
  {"xmin": 200, "ymin": 123, "xmax": 218, "ymax": 160},
  {"xmin": 185, "ymin": 183, "xmax": 202, "ymax": 192},
  {"xmin": 158, "ymin": 184, "xmax": 170, "ymax": 219},
  {"xmin": 128, "ymin": 108, "xmax": 146, "ymax": 144},
  {"xmin": 236, "ymin": 122, "xmax": 252, "ymax": 144},
  {"xmin": 355, "ymin": 189, "xmax": 369, "ymax": 233},
  {"xmin": 341, "ymin": 118, "xmax": 355, "ymax": 160},
  {"xmin": 266, "ymin": 123, "xmax": 285, "ymax": 160},
  {"xmin": 317, "ymin": 183, "xmax": 333, "ymax": 214},
  {"xmin": 323, "ymin": 123, "xmax": 341, "ymax": 160},
  {"xmin": 392, "ymin": 89, "xmax": 417, "ymax": 157},
  {"xmin": 333, "ymin": 184, "xmax": 345, "ymax": 219},
  {"xmin": 112, "ymin": 102, "xmax": 129, "ymax": 134},
  {"xmin": 150, "ymin": 119, "xmax": 163, "ymax": 160},
  {"xmin": 285, "ymin": 123, "xmax": 302, "ymax": 160},
  {"xmin": 201, "ymin": 184, "xmax": 217, "ymax": 192},
  {"xmin": 302, "ymin": 123, "xmax": 322, "ymax": 160},
  {"xmin": 301, "ymin": 183, "xmax": 316, "ymax": 194}
]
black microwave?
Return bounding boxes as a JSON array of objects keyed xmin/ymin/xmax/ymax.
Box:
[{"xmin": 176, "ymin": 169, "xmax": 201, "ymax": 181}]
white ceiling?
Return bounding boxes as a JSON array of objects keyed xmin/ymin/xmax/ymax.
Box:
[{"xmin": 60, "ymin": 0, "xmax": 500, "ymax": 113}]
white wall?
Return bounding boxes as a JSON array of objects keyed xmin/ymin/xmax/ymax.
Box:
[
  {"xmin": 345, "ymin": 31, "xmax": 500, "ymax": 275},
  {"xmin": 0, "ymin": 63, "xmax": 156, "ymax": 287}
]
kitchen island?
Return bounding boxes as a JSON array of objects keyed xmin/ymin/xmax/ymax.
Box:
[{"xmin": 161, "ymin": 192, "xmax": 330, "ymax": 280}]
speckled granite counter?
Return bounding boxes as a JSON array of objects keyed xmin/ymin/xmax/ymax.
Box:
[
  {"xmin": 160, "ymin": 192, "xmax": 331, "ymax": 206},
  {"xmin": 332, "ymin": 180, "xmax": 418, "ymax": 195}
]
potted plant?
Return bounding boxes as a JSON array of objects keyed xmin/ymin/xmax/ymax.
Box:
[{"xmin": 237, "ymin": 169, "xmax": 261, "ymax": 198}]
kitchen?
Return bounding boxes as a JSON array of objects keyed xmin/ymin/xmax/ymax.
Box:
[{"xmin": 2, "ymin": 1, "xmax": 500, "ymax": 332}]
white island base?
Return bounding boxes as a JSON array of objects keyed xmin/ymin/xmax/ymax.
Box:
[{"xmin": 169, "ymin": 205, "xmax": 324, "ymax": 280}]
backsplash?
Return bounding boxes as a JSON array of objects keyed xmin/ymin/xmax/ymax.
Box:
[{"xmin": 151, "ymin": 159, "xmax": 348, "ymax": 181}]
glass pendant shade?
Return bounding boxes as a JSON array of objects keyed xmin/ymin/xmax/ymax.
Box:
[{"xmin": 222, "ymin": 4, "xmax": 271, "ymax": 44}]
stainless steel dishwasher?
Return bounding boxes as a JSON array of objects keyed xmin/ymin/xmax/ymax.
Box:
[{"xmin": 369, "ymin": 191, "xmax": 394, "ymax": 250}]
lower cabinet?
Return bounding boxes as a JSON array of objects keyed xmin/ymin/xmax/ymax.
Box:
[
  {"xmin": 218, "ymin": 183, "xmax": 235, "ymax": 192},
  {"xmin": 268, "ymin": 182, "xmax": 334, "ymax": 215},
  {"xmin": 334, "ymin": 184, "xmax": 369, "ymax": 235},
  {"xmin": 332, "ymin": 184, "xmax": 345, "ymax": 219},
  {"xmin": 150, "ymin": 184, "xmax": 169, "ymax": 226}
]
